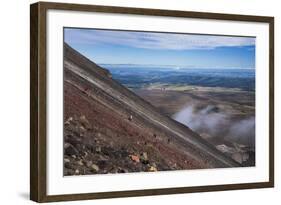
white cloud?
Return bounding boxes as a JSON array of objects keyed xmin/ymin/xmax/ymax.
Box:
[{"xmin": 65, "ymin": 28, "xmax": 255, "ymax": 50}]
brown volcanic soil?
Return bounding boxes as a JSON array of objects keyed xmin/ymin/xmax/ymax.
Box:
[
  {"xmin": 64, "ymin": 76, "xmax": 205, "ymax": 176},
  {"xmin": 134, "ymin": 89, "xmax": 255, "ymax": 118}
]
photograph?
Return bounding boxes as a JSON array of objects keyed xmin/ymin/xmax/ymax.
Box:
[
  {"xmin": 63, "ymin": 28, "xmax": 256, "ymax": 176},
  {"xmin": 29, "ymin": 2, "xmax": 274, "ymax": 202}
]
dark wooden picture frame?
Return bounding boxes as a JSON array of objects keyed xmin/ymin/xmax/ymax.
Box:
[{"xmin": 30, "ymin": 1, "xmax": 274, "ymax": 202}]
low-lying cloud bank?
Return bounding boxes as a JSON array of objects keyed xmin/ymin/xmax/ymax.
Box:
[{"xmin": 173, "ymin": 105, "xmax": 255, "ymax": 147}]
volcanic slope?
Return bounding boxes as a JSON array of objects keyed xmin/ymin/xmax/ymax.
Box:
[{"xmin": 63, "ymin": 43, "xmax": 241, "ymax": 176}]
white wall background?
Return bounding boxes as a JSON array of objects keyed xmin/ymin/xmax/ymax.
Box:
[{"xmin": 0, "ymin": 0, "xmax": 279, "ymax": 204}]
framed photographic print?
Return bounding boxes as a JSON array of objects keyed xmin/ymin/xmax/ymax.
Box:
[{"xmin": 30, "ymin": 1, "xmax": 274, "ymax": 202}]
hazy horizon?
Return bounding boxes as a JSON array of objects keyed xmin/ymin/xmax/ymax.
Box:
[{"xmin": 98, "ymin": 62, "xmax": 255, "ymax": 70}]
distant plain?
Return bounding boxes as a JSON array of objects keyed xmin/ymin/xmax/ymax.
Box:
[{"xmin": 105, "ymin": 65, "xmax": 256, "ymax": 166}]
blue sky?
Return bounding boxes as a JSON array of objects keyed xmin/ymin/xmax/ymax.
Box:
[{"xmin": 64, "ymin": 28, "xmax": 255, "ymax": 69}]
